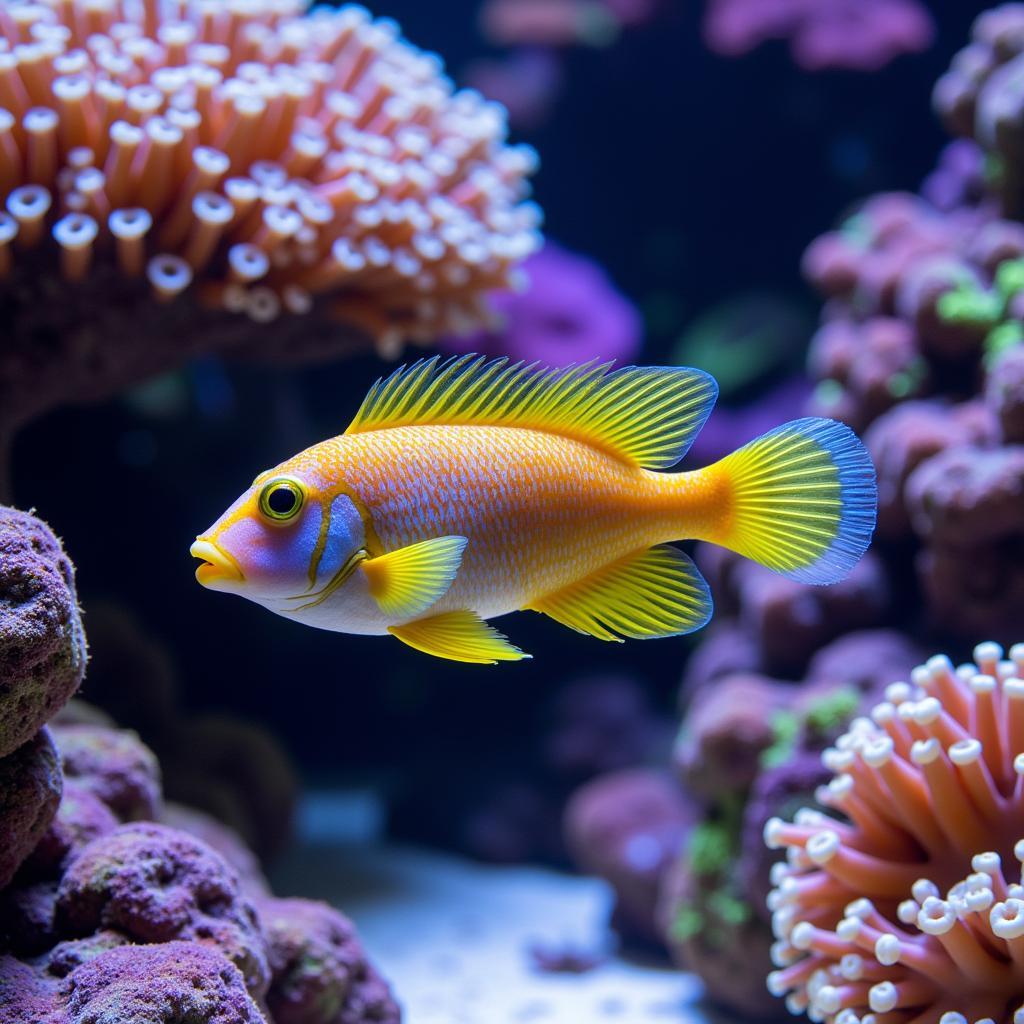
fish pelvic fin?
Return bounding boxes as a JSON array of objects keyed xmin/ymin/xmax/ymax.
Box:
[
  {"xmin": 701, "ymin": 417, "xmax": 877, "ymax": 585},
  {"xmin": 362, "ymin": 535, "xmax": 467, "ymax": 619},
  {"xmin": 388, "ymin": 609, "xmax": 530, "ymax": 664},
  {"xmin": 346, "ymin": 355, "xmax": 718, "ymax": 469},
  {"xmin": 525, "ymin": 545, "xmax": 712, "ymax": 641}
]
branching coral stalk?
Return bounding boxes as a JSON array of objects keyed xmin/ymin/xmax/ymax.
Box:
[{"xmin": 765, "ymin": 641, "xmax": 1024, "ymax": 1024}]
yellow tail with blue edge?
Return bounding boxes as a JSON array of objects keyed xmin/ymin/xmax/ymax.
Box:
[{"xmin": 700, "ymin": 417, "xmax": 877, "ymax": 585}]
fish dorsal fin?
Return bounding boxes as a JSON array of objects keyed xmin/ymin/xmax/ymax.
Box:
[
  {"xmin": 388, "ymin": 609, "xmax": 530, "ymax": 664},
  {"xmin": 361, "ymin": 536, "xmax": 467, "ymax": 619},
  {"xmin": 345, "ymin": 355, "xmax": 718, "ymax": 469},
  {"xmin": 526, "ymin": 545, "xmax": 712, "ymax": 641}
]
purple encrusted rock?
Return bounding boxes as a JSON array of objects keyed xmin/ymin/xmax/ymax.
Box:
[
  {"xmin": 0, "ymin": 506, "xmax": 87, "ymax": 760},
  {"xmin": 987, "ymin": 344, "xmax": 1024, "ymax": 444},
  {"xmin": 0, "ymin": 880, "xmax": 59, "ymax": 955},
  {"xmin": 0, "ymin": 727, "xmax": 63, "ymax": 889},
  {"xmin": 55, "ymin": 940, "xmax": 267, "ymax": 1024},
  {"xmin": 806, "ymin": 317, "xmax": 927, "ymax": 432},
  {"xmin": 735, "ymin": 553, "xmax": 890, "ymax": 678},
  {"xmin": 674, "ymin": 673, "xmax": 791, "ymax": 801},
  {"xmin": 161, "ymin": 803, "xmax": 270, "ymax": 897},
  {"xmin": 906, "ymin": 444, "xmax": 1024, "ymax": 544},
  {"xmin": 803, "ymin": 629, "xmax": 925, "ymax": 700},
  {"xmin": 658, "ymin": 856, "xmax": 779, "ymax": 1021},
  {"xmin": 736, "ymin": 750, "xmax": 832, "ymax": 923},
  {"xmin": 39, "ymin": 931, "xmax": 128, "ymax": 978},
  {"xmin": 678, "ymin": 621, "xmax": 761, "ymax": 701},
  {"xmin": 54, "ymin": 822, "xmax": 270, "ymax": 1001},
  {"xmin": 50, "ymin": 723, "xmax": 161, "ymax": 822},
  {"xmin": 865, "ymin": 400, "xmax": 998, "ymax": 539},
  {"xmin": 23, "ymin": 778, "xmax": 119, "ymax": 879},
  {"xmin": 258, "ymin": 897, "xmax": 401, "ymax": 1024},
  {"xmin": 0, "ymin": 954, "xmax": 58, "ymax": 1022},
  {"xmin": 564, "ymin": 769, "xmax": 696, "ymax": 947}
]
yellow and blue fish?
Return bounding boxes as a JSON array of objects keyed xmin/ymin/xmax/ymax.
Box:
[{"xmin": 191, "ymin": 356, "xmax": 876, "ymax": 664}]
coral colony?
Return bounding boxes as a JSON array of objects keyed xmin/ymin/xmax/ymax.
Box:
[
  {"xmin": 702, "ymin": 0, "xmax": 934, "ymax": 72},
  {"xmin": 0, "ymin": 0, "xmax": 539, "ymax": 488},
  {"xmin": 0, "ymin": 504, "xmax": 399, "ymax": 1024},
  {"xmin": 765, "ymin": 643, "xmax": 1024, "ymax": 1023}
]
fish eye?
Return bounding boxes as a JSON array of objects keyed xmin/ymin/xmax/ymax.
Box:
[{"xmin": 258, "ymin": 477, "xmax": 305, "ymax": 523}]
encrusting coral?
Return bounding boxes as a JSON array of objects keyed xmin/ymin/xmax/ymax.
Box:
[
  {"xmin": 0, "ymin": 505, "xmax": 87, "ymax": 759},
  {"xmin": 0, "ymin": 0, "xmax": 540, "ymax": 494},
  {"xmin": 765, "ymin": 641, "xmax": 1024, "ymax": 1022}
]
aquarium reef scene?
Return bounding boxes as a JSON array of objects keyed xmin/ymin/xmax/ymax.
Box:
[{"xmin": 6, "ymin": 0, "xmax": 1024, "ymax": 1022}]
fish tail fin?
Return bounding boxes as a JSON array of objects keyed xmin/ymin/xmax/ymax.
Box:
[{"xmin": 699, "ymin": 417, "xmax": 876, "ymax": 585}]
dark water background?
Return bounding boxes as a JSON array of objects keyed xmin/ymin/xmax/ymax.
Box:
[{"xmin": 10, "ymin": 0, "xmax": 990, "ymax": 792}]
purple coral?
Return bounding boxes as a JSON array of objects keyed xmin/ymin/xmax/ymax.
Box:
[
  {"xmin": 58, "ymin": 941, "xmax": 266, "ymax": 1024},
  {"xmin": 0, "ymin": 727, "xmax": 62, "ymax": 889},
  {"xmin": 733, "ymin": 554, "xmax": 890, "ymax": 678},
  {"xmin": 905, "ymin": 444, "xmax": 1024, "ymax": 642},
  {"xmin": 564, "ymin": 770, "xmax": 696, "ymax": 946},
  {"xmin": 987, "ymin": 344, "xmax": 1024, "ymax": 442},
  {"xmin": 55, "ymin": 822, "xmax": 269, "ymax": 1001},
  {"xmin": 51, "ymin": 724, "xmax": 162, "ymax": 823},
  {"xmin": 865, "ymin": 399, "xmax": 998, "ymax": 539},
  {"xmin": 443, "ymin": 241, "xmax": 642, "ymax": 366},
  {"xmin": 703, "ymin": 0, "xmax": 934, "ymax": 71},
  {"xmin": 23, "ymin": 779, "xmax": 118, "ymax": 880},
  {"xmin": 0, "ymin": 506, "xmax": 86, "ymax": 759},
  {"xmin": 674, "ymin": 673, "xmax": 791, "ymax": 801},
  {"xmin": 161, "ymin": 803, "xmax": 270, "ymax": 898},
  {"xmin": 258, "ymin": 897, "xmax": 401, "ymax": 1024},
  {"xmin": 935, "ymin": 4, "xmax": 1024, "ymax": 218}
]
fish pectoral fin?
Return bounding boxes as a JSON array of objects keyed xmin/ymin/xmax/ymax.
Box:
[
  {"xmin": 361, "ymin": 535, "xmax": 468, "ymax": 619},
  {"xmin": 388, "ymin": 610, "xmax": 530, "ymax": 665},
  {"xmin": 525, "ymin": 545, "xmax": 712, "ymax": 641}
]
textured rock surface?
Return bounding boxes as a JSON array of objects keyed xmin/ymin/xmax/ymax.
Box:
[
  {"xmin": 57, "ymin": 940, "xmax": 267, "ymax": 1024},
  {"xmin": 260, "ymin": 897, "xmax": 401, "ymax": 1024},
  {"xmin": 55, "ymin": 822, "xmax": 269, "ymax": 1001},
  {"xmin": 564, "ymin": 770, "xmax": 695, "ymax": 947},
  {"xmin": 0, "ymin": 728, "xmax": 63, "ymax": 889},
  {"xmin": 0, "ymin": 507, "xmax": 86, "ymax": 759},
  {"xmin": 51, "ymin": 723, "xmax": 161, "ymax": 823},
  {"xmin": 24, "ymin": 779, "xmax": 119, "ymax": 879}
]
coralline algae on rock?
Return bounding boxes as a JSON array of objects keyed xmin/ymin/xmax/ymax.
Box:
[
  {"xmin": 0, "ymin": 727, "xmax": 63, "ymax": 889},
  {"xmin": 0, "ymin": 506, "xmax": 86, "ymax": 759},
  {"xmin": 55, "ymin": 822, "xmax": 270, "ymax": 1002},
  {"xmin": 259, "ymin": 897, "xmax": 401, "ymax": 1024}
]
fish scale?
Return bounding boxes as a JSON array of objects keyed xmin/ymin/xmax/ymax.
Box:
[{"xmin": 293, "ymin": 424, "xmax": 667, "ymax": 619}]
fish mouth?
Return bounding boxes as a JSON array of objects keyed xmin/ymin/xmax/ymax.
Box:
[{"xmin": 190, "ymin": 538, "xmax": 245, "ymax": 586}]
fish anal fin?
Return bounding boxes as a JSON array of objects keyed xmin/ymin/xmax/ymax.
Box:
[
  {"xmin": 388, "ymin": 609, "xmax": 530, "ymax": 664},
  {"xmin": 526, "ymin": 545, "xmax": 712, "ymax": 641},
  {"xmin": 362, "ymin": 536, "xmax": 467, "ymax": 619},
  {"xmin": 346, "ymin": 355, "xmax": 718, "ymax": 469}
]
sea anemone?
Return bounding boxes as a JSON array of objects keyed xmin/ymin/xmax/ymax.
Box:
[
  {"xmin": 764, "ymin": 641, "xmax": 1024, "ymax": 1023},
  {"xmin": 0, "ymin": 0, "xmax": 540, "ymax": 486}
]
